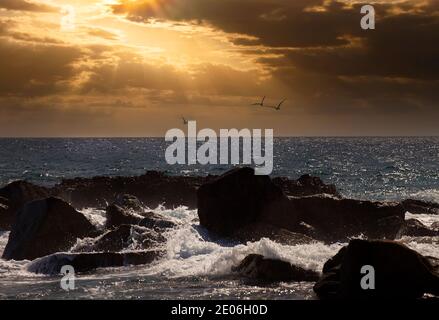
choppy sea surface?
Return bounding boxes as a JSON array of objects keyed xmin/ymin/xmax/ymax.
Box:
[{"xmin": 0, "ymin": 137, "xmax": 438, "ymax": 300}]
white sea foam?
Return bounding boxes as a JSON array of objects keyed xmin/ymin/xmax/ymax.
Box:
[
  {"xmin": 407, "ymin": 189, "xmax": 439, "ymax": 203},
  {"xmin": 0, "ymin": 231, "xmax": 9, "ymax": 257},
  {"xmin": 406, "ymin": 212, "xmax": 439, "ymax": 227},
  {"xmin": 131, "ymin": 207, "xmax": 345, "ymax": 279},
  {"xmin": 80, "ymin": 208, "xmax": 107, "ymax": 230}
]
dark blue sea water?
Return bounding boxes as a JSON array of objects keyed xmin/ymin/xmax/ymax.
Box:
[
  {"xmin": 1, "ymin": 137, "xmax": 438, "ymax": 300},
  {"xmin": 0, "ymin": 137, "xmax": 438, "ymax": 202}
]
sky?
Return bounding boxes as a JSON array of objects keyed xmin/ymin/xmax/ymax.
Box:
[{"xmin": 0, "ymin": 0, "xmax": 438, "ymax": 137}]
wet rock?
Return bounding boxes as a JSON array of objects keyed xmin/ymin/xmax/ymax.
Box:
[
  {"xmin": 2, "ymin": 197, "xmax": 97, "ymax": 261},
  {"xmin": 138, "ymin": 212, "xmax": 177, "ymax": 230},
  {"xmin": 52, "ymin": 171, "xmax": 208, "ymax": 209},
  {"xmin": 0, "ymin": 181, "xmax": 51, "ymax": 230},
  {"xmin": 399, "ymin": 219, "xmax": 439, "ymax": 237},
  {"xmin": 114, "ymin": 194, "xmax": 144, "ymax": 212},
  {"xmin": 28, "ymin": 250, "xmax": 163, "ymax": 274},
  {"xmin": 314, "ymin": 239, "xmax": 439, "ymax": 299},
  {"xmin": 232, "ymin": 254, "xmax": 320, "ymax": 282},
  {"xmin": 273, "ymin": 174, "xmax": 340, "ymax": 198},
  {"xmin": 105, "ymin": 193, "xmax": 177, "ymax": 230},
  {"xmin": 401, "ymin": 199, "xmax": 439, "ymax": 215},
  {"xmin": 231, "ymin": 223, "xmax": 314, "ymax": 246},
  {"xmin": 197, "ymin": 167, "xmax": 298, "ymax": 237},
  {"xmin": 51, "ymin": 170, "xmax": 337, "ymax": 210},
  {"xmin": 290, "ymin": 195, "xmax": 405, "ymax": 242},
  {"xmin": 0, "ymin": 196, "xmax": 10, "ymax": 230},
  {"xmin": 73, "ymin": 225, "xmax": 166, "ymax": 253},
  {"xmin": 105, "ymin": 204, "xmax": 143, "ymax": 229}
]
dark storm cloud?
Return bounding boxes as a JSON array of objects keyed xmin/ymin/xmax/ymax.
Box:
[
  {"xmin": 0, "ymin": 38, "xmax": 83, "ymax": 96},
  {"xmin": 112, "ymin": 0, "xmax": 439, "ymax": 117}
]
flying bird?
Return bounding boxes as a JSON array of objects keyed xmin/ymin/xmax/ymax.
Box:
[
  {"xmin": 182, "ymin": 117, "xmax": 189, "ymax": 125},
  {"xmin": 251, "ymin": 96, "xmax": 266, "ymax": 107},
  {"xmin": 269, "ymin": 99, "xmax": 286, "ymax": 111}
]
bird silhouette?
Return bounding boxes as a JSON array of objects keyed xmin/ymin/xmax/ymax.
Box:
[
  {"xmin": 251, "ymin": 96, "xmax": 266, "ymax": 107},
  {"xmin": 182, "ymin": 117, "xmax": 189, "ymax": 125},
  {"xmin": 268, "ymin": 99, "xmax": 286, "ymax": 111}
]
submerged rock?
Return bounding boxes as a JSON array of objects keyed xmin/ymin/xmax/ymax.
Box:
[
  {"xmin": 314, "ymin": 239, "xmax": 439, "ymax": 299},
  {"xmin": 399, "ymin": 219, "xmax": 439, "ymax": 237},
  {"xmin": 2, "ymin": 197, "xmax": 97, "ymax": 261},
  {"xmin": 73, "ymin": 224, "xmax": 166, "ymax": 253},
  {"xmin": 0, "ymin": 181, "xmax": 51, "ymax": 230},
  {"xmin": 232, "ymin": 254, "xmax": 320, "ymax": 282},
  {"xmin": 231, "ymin": 223, "xmax": 314, "ymax": 246},
  {"xmin": 28, "ymin": 250, "xmax": 163, "ymax": 274},
  {"xmin": 402, "ymin": 199, "xmax": 439, "ymax": 215},
  {"xmin": 197, "ymin": 167, "xmax": 298, "ymax": 237}
]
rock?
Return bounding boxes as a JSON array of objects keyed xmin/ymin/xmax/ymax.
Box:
[
  {"xmin": 401, "ymin": 199, "xmax": 439, "ymax": 215},
  {"xmin": 273, "ymin": 174, "xmax": 340, "ymax": 198},
  {"xmin": 114, "ymin": 194, "xmax": 144, "ymax": 212},
  {"xmin": 27, "ymin": 250, "xmax": 163, "ymax": 274},
  {"xmin": 105, "ymin": 194, "xmax": 176, "ymax": 230},
  {"xmin": 432, "ymin": 222, "xmax": 439, "ymax": 230},
  {"xmin": 290, "ymin": 195, "xmax": 405, "ymax": 242},
  {"xmin": 0, "ymin": 196, "xmax": 10, "ymax": 230},
  {"xmin": 52, "ymin": 171, "xmax": 208, "ymax": 209},
  {"xmin": 231, "ymin": 223, "xmax": 314, "ymax": 246},
  {"xmin": 105, "ymin": 204, "xmax": 143, "ymax": 229},
  {"xmin": 73, "ymin": 225, "xmax": 166, "ymax": 253},
  {"xmin": 0, "ymin": 181, "xmax": 51, "ymax": 230},
  {"xmin": 138, "ymin": 212, "xmax": 177, "ymax": 230},
  {"xmin": 197, "ymin": 167, "xmax": 298, "ymax": 237},
  {"xmin": 2, "ymin": 197, "xmax": 97, "ymax": 261},
  {"xmin": 399, "ymin": 219, "xmax": 439, "ymax": 237},
  {"xmin": 232, "ymin": 254, "xmax": 320, "ymax": 282},
  {"xmin": 50, "ymin": 170, "xmax": 337, "ymax": 210},
  {"xmin": 314, "ymin": 239, "xmax": 439, "ymax": 299}
]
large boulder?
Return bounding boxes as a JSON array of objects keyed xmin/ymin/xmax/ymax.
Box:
[
  {"xmin": 73, "ymin": 225, "xmax": 166, "ymax": 253},
  {"xmin": 2, "ymin": 197, "xmax": 97, "ymax": 261},
  {"xmin": 314, "ymin": 239, "xmax": 439, "ymax": 299},
  {"xmin": 399, "ymin": 219, "xmax": 439, "ymax": 237},
  {"xmin": 27, "ymin": 250, "xmax": 163, "ymax": 274},
  {"xmin": 0, "ymin": 181, "xmax": 51, "ymax": 230},
  {"xmin": 197, "ymin": 167, "xmax": 297, "ymax": 237},
  {"xmin": 232, "ymin": 254, "xmax": 320, "ymax": 282},
  {"xmin": 290, "ymin": 195, "xmax": 405, "ymax": 242}
]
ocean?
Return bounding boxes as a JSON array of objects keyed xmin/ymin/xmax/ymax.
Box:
[{"xmin": 0, "ymin": 137, "xmax": 438, "ymax": 299}]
